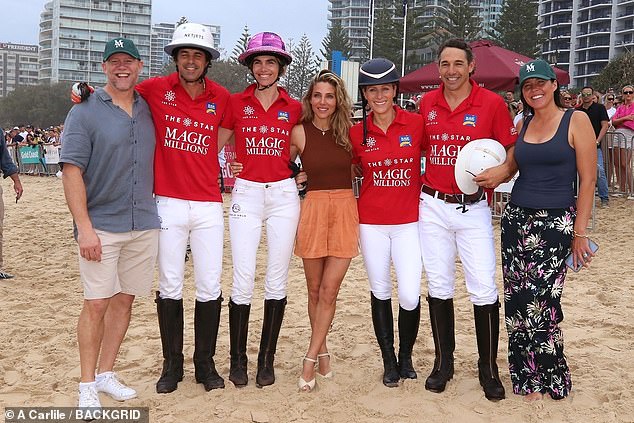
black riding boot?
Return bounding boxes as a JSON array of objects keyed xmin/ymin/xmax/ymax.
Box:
[
  {"xmin": 425, "ymin": 296, "xmax": 455, "ymax": 393},
  {"xmin": 156, "ymin": 292, "xmax": 184, "ymax": 394},
  {"xmin": 228, "ymin": 299, "xmax": 250, "ymax": 387},
  {"xmin": 371, "ymin": 293, "xmax": 400, "ymax": 387},
  {"xmin": 398, "ymin": 299, "xmax": 420, "ymax": 380},
  {"xmin": 474, "ymin": 300, "xmax": 505, "ymax": 401},
  {"xmin": 256, "ymin": 298, "xmax": 287, "ymax": 387},
  {"xmin": 193, "ymin": 297, "xmax": 225, "ymax": 391}
]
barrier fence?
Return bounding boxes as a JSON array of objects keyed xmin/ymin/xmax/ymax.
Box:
[
  {"xmin": 603, "ymin": 130, "xmax": 633, "ymax": 198},
  {"xmin": 8, "ymin": 144, "xmax": 61, "ymax": 176}
]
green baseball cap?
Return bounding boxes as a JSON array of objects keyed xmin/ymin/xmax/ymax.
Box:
[
  {"xmin": 519, "ymin": 59, "xmax": 556, "ymax": 87},
  {"xmin": 103, "ymin": 38, "xmax": 140, "ymax": 62}
]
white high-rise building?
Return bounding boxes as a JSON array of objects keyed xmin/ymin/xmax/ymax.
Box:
[
  {"xmin": 473, "ymin": 0, "xmax": 505, "ymax": 35},
  {"xmin": 0, "ymin": 43, "xmax": 39, "ymax": 98},
  {"xmin": 327, "ymin": 0, "xmax": 372, "ymax": 60},
  {"xmin": 38, "ymin": 0, "xmax": 151, "ymax": 85},
  {"xmin": 327, "ymin": 0, "xmax": 503, "ymax": 61},
  {"xmin": 540, "ymin": 0, "xmax": 634, "ymax": 87},
  {"xmin": 149, "ymin": 22, "xmax": 221, "ymax": 77},
  {"xmin": 149, "ymin": 22, "xmax": 175, "ymax": 76}
]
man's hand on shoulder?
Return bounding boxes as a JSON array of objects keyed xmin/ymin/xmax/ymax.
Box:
[{"xmin": 71, "ymin": 82, "xmax": 95, "ymax": 104}]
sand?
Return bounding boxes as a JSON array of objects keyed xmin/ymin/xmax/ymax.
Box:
[{"xmin": 0, "ymin": 176, "xmax": 632, "ymax": 423}]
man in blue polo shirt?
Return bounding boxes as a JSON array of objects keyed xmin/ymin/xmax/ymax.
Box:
[{"xmin": 60, "ymin": 38, "xmax": 159, "ymax": 409}]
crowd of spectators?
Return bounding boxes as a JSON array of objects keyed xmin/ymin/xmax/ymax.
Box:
[
  {"xmin": 505, "ymin": 87, "xmax": 629, "ymax": 116},
  {"xmin": 3, "ymin": 124, "xmax": 63, "ymax": 147},
  {"xmin": 1, "ymin": 123, "xmax": 64, "ymax": 176}
]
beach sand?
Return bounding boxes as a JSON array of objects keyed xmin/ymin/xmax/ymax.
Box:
[{"xmin": 0, "ymin": 176, "xmax": 632, "ymax": 422}]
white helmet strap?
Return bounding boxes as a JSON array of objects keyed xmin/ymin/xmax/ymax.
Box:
[{"xmin": 359, "ymin": 63, "xmax": 396, "ymax": 80}]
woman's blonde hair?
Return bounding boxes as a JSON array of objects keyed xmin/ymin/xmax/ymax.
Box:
[{"xmin": 301, "ymin": 69, "xmax": 353, "ymax": 152}]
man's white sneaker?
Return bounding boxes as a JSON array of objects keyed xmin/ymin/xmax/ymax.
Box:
[
  {"xmin": 95, "ymin": 372, "xmax": 137, "ymax": 401},
  {"xmin": 0, "ymin": 270, "xmax": 14, "ymax": 279},
  {"xmin": 78, "ymin": 382, "xmax": 101, "ymax": 408}
]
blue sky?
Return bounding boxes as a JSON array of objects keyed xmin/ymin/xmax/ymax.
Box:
[{"xmin": 0, "ymin": 0, "xmax": 329, "ymax": 59}]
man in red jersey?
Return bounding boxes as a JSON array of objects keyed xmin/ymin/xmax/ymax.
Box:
[
  {"xmin": 418, "ymin": 38, "xmax": 517, "ymax": 401},
  {"xmin": 139, "ymin": 23, "xmax": 230, "ymax": 395}
]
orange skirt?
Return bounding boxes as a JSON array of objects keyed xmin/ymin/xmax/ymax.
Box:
[{"xmin": 294, "ymin": 189, "xmax": 359, "ymax": 259}]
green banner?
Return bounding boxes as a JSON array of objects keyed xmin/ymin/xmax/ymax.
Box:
[{"xmin": 19, "ymin": 146, "xmax": 41, "ymax": 164}]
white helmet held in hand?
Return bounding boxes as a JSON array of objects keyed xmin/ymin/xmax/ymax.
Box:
[
  {"xmin": 454, "ymin": 138, "xmax": 507, "ymax": 195},
  {"xmin": 164, "ymin": 23, "xmax": 220, "ymax": 60}
]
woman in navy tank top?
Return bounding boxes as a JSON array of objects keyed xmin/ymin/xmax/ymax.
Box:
[{"xmin": 501, "ymin": 60, "xmax": 597, "ymax": 401}]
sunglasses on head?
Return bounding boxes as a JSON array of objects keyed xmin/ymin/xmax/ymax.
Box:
[{"xmin": 623, "ymin": 91, "xmax": 634, "ymax": 95}]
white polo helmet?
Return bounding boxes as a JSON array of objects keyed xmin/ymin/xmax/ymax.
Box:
[
  {"xmin": 454, "ymin": 138, "xmax": 507, "ymax": 195},
  {"xmin": 164, "ymin": 23, "xmax": 220, "ymax": 60}
]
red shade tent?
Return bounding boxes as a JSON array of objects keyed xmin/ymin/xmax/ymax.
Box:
[{"xmin": 400, "ymin": 40, "xmax": 570, "ymax": 93}]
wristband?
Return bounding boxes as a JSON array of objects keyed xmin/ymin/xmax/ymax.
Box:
[{"xmin": 573, "ymin": 230, "xmax": 589, "ymax": 239}]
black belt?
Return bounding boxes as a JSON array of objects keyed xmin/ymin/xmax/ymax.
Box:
[{"xmin": 421, "ymin": 185, "xmax": 484, "ymax": 205}]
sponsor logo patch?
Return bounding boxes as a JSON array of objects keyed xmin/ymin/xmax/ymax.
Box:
[
  {"xmin": 399, "ymin": 135, "xmax": 412, "ymax": 147},
  {"xmin": 463, "ymin": 114, "xmax": 477, "ymax": 127},
  {"xmin": 162, "ymin": 90, "xmax": 177, "ymax": 107},
  {"xmin": 277, "ymin": 111, "xmax": 289, "ymax": 122}
]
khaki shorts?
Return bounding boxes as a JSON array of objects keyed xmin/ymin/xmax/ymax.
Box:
[
  {"xmin": 79, "ymin": 229, "xmax": 158, "ymax": 300},
  {"xmin": 294, "ymin": 189, "xmax": 359, "ymax": 259}
]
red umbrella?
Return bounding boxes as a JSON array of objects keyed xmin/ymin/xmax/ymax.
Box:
[{"xmin": 400, "ymin": 40, "xmax": 570, "ymax": 93}]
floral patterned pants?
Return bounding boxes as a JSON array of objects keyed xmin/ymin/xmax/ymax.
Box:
[{"xmin": 501, "ymin": 202, "xmax": 576, "ymax": 400}]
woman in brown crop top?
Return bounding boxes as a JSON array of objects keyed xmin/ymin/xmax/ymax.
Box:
[{"xmin": 291, "ymin": 70, "xmax": 359, "ymax": 392}]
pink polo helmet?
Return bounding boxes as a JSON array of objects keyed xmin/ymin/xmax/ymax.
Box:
[{"xmin": 238, "ymin": 32, "xmax": 292, "ymax": 66}]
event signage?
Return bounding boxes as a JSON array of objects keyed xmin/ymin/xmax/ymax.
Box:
[
  {"xmin": 19, "ymin": 146, "xmax": 41, "ymax": 164},
  {"xmin": 44, "ymin": 145, "xmax": 60, "ymax": 165},
  {"xmin": 0, "ymin": 43, "xmax": 38, "ymax": 53},
  {"xmin": 221, "ymin": 145, "xmax": 236, "ymax": 191}
]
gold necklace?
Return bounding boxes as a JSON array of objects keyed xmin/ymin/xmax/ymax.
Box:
[{"xmin": 311, "ymin": 120, "xmax": 329, "ymax": 136}]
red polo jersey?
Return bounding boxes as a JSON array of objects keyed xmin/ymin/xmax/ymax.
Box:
[
  {"xmin": 419, "ymin": 80, "xmax": 517, "ymax": 194},
  {"xmin": 221, "ymin": 84, "xmax": 302, "ymax": 183},
  {"xmin": 136, "ymin": 72, "xmax": 230, "ymax": 202},
  {"xmin": 350, "ymin": 107, "xmax": 423, "ymax": 225}
]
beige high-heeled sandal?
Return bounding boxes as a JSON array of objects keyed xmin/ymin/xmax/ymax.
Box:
[
  {"xmin": 298, "ymin": 356, "xmax": 317, "ymax": 392},
  {"xmin": 317, "ymin": 352, "xmax": 333, "ymax": 378}
]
